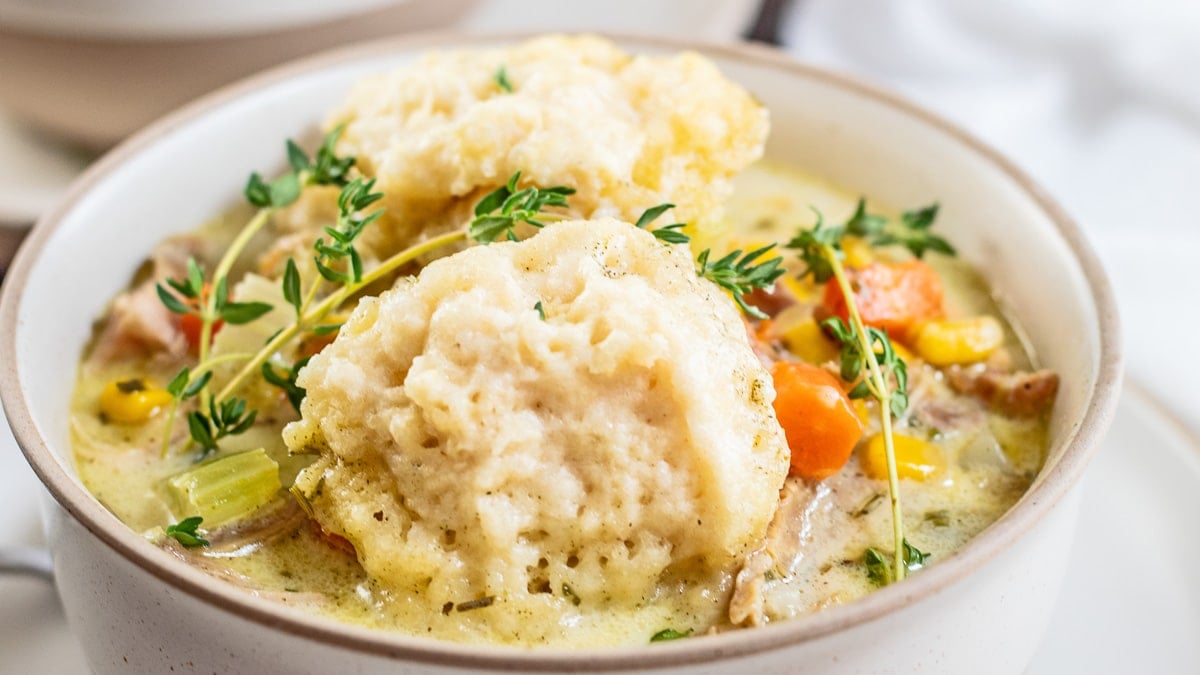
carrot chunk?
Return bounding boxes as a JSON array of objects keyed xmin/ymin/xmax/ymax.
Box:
[
  {"xmin": 770, "ymin": 361, "xmax": 865, "ymax": 480},
  {"xmin": 821, "ymin": 260, "xmax": 944, "ymax": 337}
]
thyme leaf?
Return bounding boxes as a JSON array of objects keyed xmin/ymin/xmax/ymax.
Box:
[
  {"xmin": 634, "ymin": 203, "xmax": 692, "ymax": 244},
  {"xmin": 262, "ymin": 357, "xmax": 311, "ymax": 414},
  {"xmin": 167, "ymin": 368, "xmax": 211, "ymax": 400},
  {"xmin": 494, "ymin": 64, "xmax": 513, "ymax": 93},
  {"xmin": 282, "ymin": 258, "xmax": 302, "ymax": 317},
  {"xmin": 186, "ymin": 396, "xmax": 257, "ymax": 458},
  {"xmin": 864, "ymin": 539, "xmax": 930, "ymax": 586},
  {"xmin": 650, "ymin": 628, "xmax": 693, "ymax": 642},
  {"xmin": 165, "ymin": 516, "xmax": 209, "ymax": 548}
]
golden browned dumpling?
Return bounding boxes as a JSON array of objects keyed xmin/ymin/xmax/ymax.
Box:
[
  {"xmin": 285, "ymin": 218, "xmax": 788, "ymax": 644},
  {"xmin": 328, "ymin": 34, "xmax": 768, "ymax": 255}
]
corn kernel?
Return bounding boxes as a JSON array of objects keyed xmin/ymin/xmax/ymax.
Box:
[
  {"xmin": 779, "ymin": 274, "xmax": 820, "ymax": 304},
  {"xmin": 781, "ymin": 317, "xmax": 840, "ymax": 365},
  {"xmin": 914, "ymin": 316, "xmax": 1004, "ymax": 366},
  {"xmin": 852, "ymin": 399, "xmax": 871, "ymax": 426},
  {"xmin": 99, "ymin": 378, "xmax": 174, "ymax": 424},
  {"xmin": 843, "ymin": 236, "xmax": 875, "ymax": 268},
  {"xmin": 861, "ymin": 433, "xmax": 944, "ymax": 481}
]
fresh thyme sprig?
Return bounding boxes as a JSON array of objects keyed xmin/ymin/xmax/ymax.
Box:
[
  {"xmin": 786, "ymin": 208, "xmax": 842, "ymax": 283},
  {"xmin": 156, "ymin": 126, "xmax": 359, "ymax": 457},
  {"xmin": 314, "ymin": 177, "xmax": 384, "ymax": 284},
  {"xmin": 468, "ymin": 171, "xmax": 575, "ymax": 242},
  {"xmin": 696, "ymin": 245, "xmax": 786, "ymax": 319},
  {"xmin": 788, "ymin": 199, "xmax": 953, "ymax": 272},
  {"xmin": 155, "ymin": 259, "xmax": 273, "ymax": 326},
  {"xmin": 634, "ymin": 202, "xmax": 782, "ymax": 316},
  {"xmin": 822, "ymin": 317, "xmax": 910, "ymax": 419},
  {"xmin": 784, "ymin": 203, "xmax": 946, "ymax": 582},
  {"xmin": 245, "ymin": 124, "xmax": 356, "ymax": 209},
  {"xmin": 875, "ymin": 203, "xmax": 954, "ymax": 259},
  {"xmin": 187, "ymin": 396, "xmax": 257, "ymax": 460}
]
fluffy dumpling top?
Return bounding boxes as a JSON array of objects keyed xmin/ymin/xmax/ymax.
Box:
[
  {"xmin": 285, "ymin": 218, "xmax": 788, "ymax": 644},
  {"xmin": 328, "ymin": 34, "xmax": 768, "ymax": 255}
]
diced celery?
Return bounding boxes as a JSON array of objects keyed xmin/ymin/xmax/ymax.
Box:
[{"xmin": 167, "ymin": 448, "xmax": 281, "ymax": 526}]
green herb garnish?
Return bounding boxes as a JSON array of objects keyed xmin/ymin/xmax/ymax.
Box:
[
  {"xmin": 165, "ymin": 516, "xmax": 209, "ymax": 548},
  {"xmin": 314, "ymin": 177, "xmax": 384, "ymax": 284},
  {"xmin": 186, "ymin": 396, "xmax": 257, "ymax": 459},
  {"xmin": 534, "ymin": 301, "xmax": 546, "ymax": 321},
  {"xmin": 634, "ymin": 203, "xmax": 691, "ymax": 244},
  {"xmin": 494, "ymin": 64, "xmax": 513, "ymax": 93},
  {"xmin": 262, "ymin": 357, "xmax": 311, "ymax": 414},
  {"xmin": 874, "ymin": 203, "xmax": 954, "ymax": 259},
  {"xmin": 924, "ymin": 510, "xmax": 951, "ymax": 527},
  {"xmin": 468, "ymin": 171, "xmax": 575, "ymax": 243},
  {"xmin": 864, "ymin": 539, "xmax": 930, "ymax": 586},
  {"xmin": 650, "ymin": 628, "xmax": 693, "ymax": 642},
  {"xmin": 822, "ymin": 317, "xmax": 910, "ymax": 419},
  {"xmin": 696, "ymin": 245, "xmax": 786, "ymax": 319}
]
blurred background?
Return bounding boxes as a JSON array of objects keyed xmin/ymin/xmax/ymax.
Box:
[{"xmin": 1, "ymin": 0, "xmax": 1196, "ymax": 672}]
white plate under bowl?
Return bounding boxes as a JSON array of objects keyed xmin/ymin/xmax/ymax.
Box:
[{"xmin": 1, "ymin": 382, "xmax": 1194, "ymax": 673}]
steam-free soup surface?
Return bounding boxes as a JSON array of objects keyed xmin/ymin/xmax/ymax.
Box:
[{"xmin": 72, "ymin": 160, "xmax": 1050, "ymax": 645}]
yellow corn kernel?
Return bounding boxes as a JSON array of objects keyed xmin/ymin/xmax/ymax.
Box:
[
  {"xmin": 99, "ymin": 378, "xmax": 174, "ymax": 424},
  {"xmin": 914, "ymin": 316, "xmax": 1004, "ymax": 366},
  {"xmin": 861, "ymin": 433, "xmax": 945, "ymax": 481},
  {"xmin": 779, "ymin": 273, "xmax": 820, "ymax": 304},
  {"xmin": 852, "ymin": 399, "xmax": 871, "ymax": 426},
  {"xmin": 843, "ymin": 236, "xmax": 875, "ymax": 268},
  {"xmin": 781, "ymin": 317, "xmax": 840, "ymax": 364}
]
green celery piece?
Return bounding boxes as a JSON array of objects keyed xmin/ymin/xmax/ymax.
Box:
[{"xmin": 167, "ymin": 448, "xmax": 282, "ymax": 526}]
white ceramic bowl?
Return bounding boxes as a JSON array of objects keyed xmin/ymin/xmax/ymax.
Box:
[
  {"xmin": 0, "ymin": 0, "xmax": 474, "ymax": 149},
  {"xmin": 0, "ymin": 34, "xmax": 1121, "ymax": 674}
]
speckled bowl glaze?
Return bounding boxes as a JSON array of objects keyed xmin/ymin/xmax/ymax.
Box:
[{"xmin": 0, "ymin": 33, "xmax": 1121, "ymax": 674}]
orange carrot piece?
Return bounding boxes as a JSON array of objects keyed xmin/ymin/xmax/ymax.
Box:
[
  {"xmin": 821, "ymin": 260, "xmax": 944, "ymax": 337},
  {"xmin": 175, "ymin": 282, "xmax": 224, "ymax": 355},
  {"xmin": 771, "ymin": 361, "xmax": 865, "ymax": 480}
]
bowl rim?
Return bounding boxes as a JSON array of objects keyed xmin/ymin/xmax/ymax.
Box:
[
  {"xmin": 0, "ymin": 30, "xmax": 1123, "ymax": 670},
  {"xmin": 0, "ymin": 0, "xmax": 406, "ymax": 41}
]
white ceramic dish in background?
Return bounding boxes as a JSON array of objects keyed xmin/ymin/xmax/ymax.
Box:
[
  {"xmin": 0, "ymin": 34, "xmax": 1120, "ymax": 674},
  {"xmin": 0, "ymin": 111, "xmax": 91, "ymax": 227},
  {"xmin": 0, "ymin": 0, "xmax": 476, "ymax": 148},
  {"xmin": 0, "ymin": 0, "xmax": 402, "ymax": 39}
]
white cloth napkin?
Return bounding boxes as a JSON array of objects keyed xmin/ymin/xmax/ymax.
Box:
[{"xmin": 782, "ymin": 0, "xmax": 1200, "ymax": 433}]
